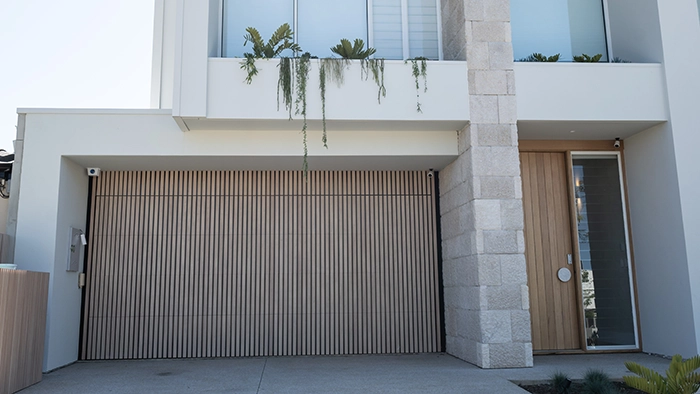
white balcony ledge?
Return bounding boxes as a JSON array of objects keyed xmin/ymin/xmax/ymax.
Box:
[
  {"xmin": 514, "ymin": 63, "xmax": 668, "ymax": 139},
  {"xmin": 174, "ymin": 59, "xmax": 469, "ymax": 132}
]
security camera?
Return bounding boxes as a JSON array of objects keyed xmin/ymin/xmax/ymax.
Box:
[
  {"xmin": 87, "ymin": 167, "xmax": 101, "ymax": 177},
  {"xmin": 614, "ymin": 138, "xmax": 621, "ymax": 148},
  {"xmin": 427, "ymin": 169, "xmax": 434, "ymax": 178}
]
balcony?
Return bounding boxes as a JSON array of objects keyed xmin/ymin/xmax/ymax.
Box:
[
  {"xmin": 514, "ymin": 62, "xmax": 668, "ymax": 139},
  {"xmin": 175, "ymin": 58, "xmax": 469, "ymax": 133}
]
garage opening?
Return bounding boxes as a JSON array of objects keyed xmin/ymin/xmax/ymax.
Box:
[{"xmin": 80, "ymin": 170, "xmax": 443, "ymax": 359}]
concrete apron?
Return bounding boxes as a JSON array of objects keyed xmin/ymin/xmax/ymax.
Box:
[{"xmin": 19, "ymin": 353, "xmax": 670, "ymax": 394}]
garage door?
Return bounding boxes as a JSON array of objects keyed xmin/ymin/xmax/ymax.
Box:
[{"xmin": 80, "ymin": 171, "xmax": 442, "ymax": 359}]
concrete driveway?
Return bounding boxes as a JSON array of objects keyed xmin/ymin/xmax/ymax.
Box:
[{"xmin": 19, "ymin": 353, "xmax": 670, "ymax": 393}]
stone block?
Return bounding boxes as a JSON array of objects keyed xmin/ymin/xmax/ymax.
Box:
[
  {"xmin": 521, "ymin": 284, "xmax": 530, "ymax": 310},
  {"xmin": 444, "ymin": 306, "xmax": 457, "ymax": 336},
  {"xmin": 488, "ymin": 42, "xmax": 514, "ymax": 70},
  {"xmin": 517, "ymin": 230, "xmax": 526, "ymax": 253},
  {"xmin": 474, "ymin": 70, "xmax": 508, "ymax": 95},
  {"xmin": 483, "ymin": 0, "xmax": 511, "ymax": 22},
  {"xmin": 487, "ymin": 342, "xmax": 533, "ymax": 368},
  {"xmin": 498, "ymin": 95, "xmax": 518, "ymax": 123},
  {"xmin": 458, "ymin": 202, "xmax": 476, "ymax": 233},
  {"xmin": 472, "ymin": 21, "xmax": 508, "ymax": 42},
  {"xmin": 469, "ymin": 96, "xmax": 499, "ymax": 123},
  {"xmin": 479, "ymin": 310, "xmax": 512, "ymax": 343},
  {"xmin": 458, "ymin": 125, "xmax": 472, "ymax": 154},
  {"xmin": 476, "ymin": 342, "xmax": 490, "ymax": 368},
  {"xmin": 479, "ymin": 177, "xmax": 515, "ymax": 199},
  {"xmin": 447, "ymin": 256, "xmax": 476, "ymax": 287},
  {"xmin": 476, "ymin": 254, "xmax": 501, "ymax": 286},
  {"xmin": 511, "ymin": 310, "xmax": 533, "ymax": 342},
  {"xmin": 473, "ymin": 229, "xmax": 484, "ymax": 254},
  {"xmin": 439, "ymin": 156, "xmax": 462, "ymax": 195},
  {"xmin": 465, "ymin": 0, "xmax": 484, "ymax": 21},
  {"xmin": 476, "ymin": 124, "xmax": 514, "ymax": 146},
  {"xmin": 466, "ymin": 41, "xmax": 489, "ymax": 70},
  {"xmin": 473, "ymin": 199, "xmax": 502, "ymax": 230},
  {"xmin": 500, "ymin": 199, "xmax": 524, "ymax": 230},
  {"xmin": 500, "ymin": 254, "xmax": 528, "ymax": 285},
  {"xmin": 472, "ymin": 146, "xmax": 521, "ymax": 177},
  {"xmin": 506, "ymin": 70, "xmax": 516, "ymax": 94},
  {"xmin": 483, "ymin": 230, "xmax": 518, "ymax": 254},
  {"xmin": 514, "ymin": 176, "xmax": 523, "ymax": 199},
  {"xmin": 485, "ymin": 283, "xmax": 524, "ymax": 310},
  {"xmin": 442, "ymin": 235, "xmax": 462, "ymax": 260},
  {"xmin": 441, "ymin": 209, "xmax": 463, "ymax": 240}
]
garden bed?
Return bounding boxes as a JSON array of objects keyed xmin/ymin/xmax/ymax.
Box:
[{"xmin": 519, "ymin": 381, "xmax": 645, "ymax": 394}]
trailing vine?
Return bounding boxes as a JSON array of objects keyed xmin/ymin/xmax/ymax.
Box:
[
  {"xmin": 319, "ymin": 58, "xmax": 350, "ymax": 148},
  {"xmin": 277, "ymin": 57, "xmax": 294, "ymax": 120},
  {"xmin": 360, "ymin": 58, "xmax": 386, "ymax": 104},
  {"xmin": 295, "ymin": 53, "xmax": 312, "ymax": 174},
  {"xmin": 406, "ymin": 57, "xmax": 428, "ymax": 112}
]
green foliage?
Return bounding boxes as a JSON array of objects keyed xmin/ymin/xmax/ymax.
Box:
[
  {"xmin": 582, "ymin": 369, "xmax": 619, "ymax": 394},
  {"xmin": 330, "ymin": 38, "xmax": 376, "ymax": 59},
  {"xmin": 243, "ymin": 23, "xmax": 301, "ymax": 58},
  {"xmin": 319, "ymin": 58, "xmax": 350, "ymax": 148},
  {"xmin": 361, "ymin": 58, "xmax": 386, "ymax": 104},
  {"xmin": 518, "ymin": 53, "xmax": 561, "ymax": 62},
  {"xmin": 295, "ymin": 53, "xmax": 312, "ymax": 174},
  {"xmin": 624, "ymin": 354, "xmax": 700, "ymax": 394},
  {"xmin": 240, "ymin": 55, "xmax": 259, "ymax": 84},
  {"xmin": 611, "ymin": 57, "xmax": 631, "ymax": 63},
  {"xmin": 574, "ymin": 53, "xmax": 603, "ymax": 62},
  {"xmin": 552, "ymin": 371, "xmax": 573, "ymax": 394},
  {"xmin": 240, "ymin": 24, "xmax": 302, "ymax": 84},
  {"xmin": 406, "ymin": 57, "xmax": 428, "ymax": 112},
  {"xmin": 277, "ymin": 57, "xmax": 294, "ymax": 119}
]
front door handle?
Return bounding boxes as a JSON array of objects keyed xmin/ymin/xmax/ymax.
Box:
[{"xmin": 567, "ymin": 254, "xmax": 573, "ymax": 265}]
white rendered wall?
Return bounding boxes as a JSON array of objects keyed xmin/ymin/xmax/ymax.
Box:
[
  {"xmin": 514, "ymin": 63, "xmax": 667, "ymax": 122},
  {"xmin": 655, "ymin": 0, "xmax": 700, "ymax": 356},
  {"xmin": 625, "ymin": 124, "xmax": 698, "ymax": 357},
  {"xmin": 13, "ymin": 154, "xmax": 88, "ymax": 370},
  {"xmin": 151, "ymin": 0, "xmax": 177, "ymax": 109},
  {"xmin": 14, "ymin": 110, "xmax": 457, "ymax": 370}
]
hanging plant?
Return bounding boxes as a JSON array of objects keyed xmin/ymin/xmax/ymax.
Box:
[
  {"xmin": 277, "ymin": 57, "xmax": 294, "ymax": 119},
  {"xmin": 361, "ymin": 58, "xmax": 386, "ymax": 104},
  {"xmin": 240, "ymin": 23, "xmax": 302, "ymax": 84},
  {"xmin": 406, "ymin": 57, "xmax": 428, "ymax": 112},
  {"xmin": 319, "ymin": 58, "xmax": 350, "ymax": 148},
  {"xmin": 295, "ymin": 53, "xmax": 312, "ymax": 174}
]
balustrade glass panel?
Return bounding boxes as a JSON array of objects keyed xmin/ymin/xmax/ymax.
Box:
[
  {"xmin": 297, "ymin": 0, "xmax": 368, "ymax": 58},
  {"xmin": 222, "ymin": 0, "xmax": 294, "ymax": 58},
  {"xmin": 511, "ymin": 0, "xmax": 608, "ymax": 62}
]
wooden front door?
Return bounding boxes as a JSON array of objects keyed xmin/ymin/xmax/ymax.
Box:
[{"xmin": 520, "ymin": 152, "xmax": 581, "ymax": 351}]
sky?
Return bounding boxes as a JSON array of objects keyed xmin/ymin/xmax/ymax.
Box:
[{"xmin": 0, "ymin": 1, "xmax": 155, "ymax": 151}]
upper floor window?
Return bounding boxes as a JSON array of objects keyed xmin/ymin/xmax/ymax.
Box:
[
  {"xmin": 511, "ymin": 0, "xmax": 609, "ymax": 62},
  {"xmin": 221, "ymin": 0, "xmax": 442, "ymax": 60}
]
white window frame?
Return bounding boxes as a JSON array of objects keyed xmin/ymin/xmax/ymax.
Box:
[{"xmin": 221, "ymin": 0, "xmax": 444, "ymax": 60}]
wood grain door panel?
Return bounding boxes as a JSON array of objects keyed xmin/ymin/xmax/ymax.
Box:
[{"xmin": 521, "ymin": 152, "xmax": 581, "ymax": 351}]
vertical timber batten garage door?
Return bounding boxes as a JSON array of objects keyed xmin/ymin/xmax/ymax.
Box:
[{"xmin": 81, "ymin": 171, "xmax": 442, "ymax": 359}]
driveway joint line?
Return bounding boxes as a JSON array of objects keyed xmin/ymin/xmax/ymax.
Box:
[{"xmin": 256, "ymin": 357, "xmax": 268, "ymax": 393}]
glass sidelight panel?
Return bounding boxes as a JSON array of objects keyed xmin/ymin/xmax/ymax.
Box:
[{"xmin": 572, "ymin": 153, "xmax": 637, "ymax": 349}]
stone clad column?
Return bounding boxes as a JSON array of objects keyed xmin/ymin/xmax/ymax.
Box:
[{"xmin": 440, "ymin": 0, "xmax": 533, "ymax": 368}]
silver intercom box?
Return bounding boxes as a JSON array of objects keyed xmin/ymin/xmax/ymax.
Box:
[{"xmin": 68, "ymin": 227, "xmax": 85, "ymax": 272}]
